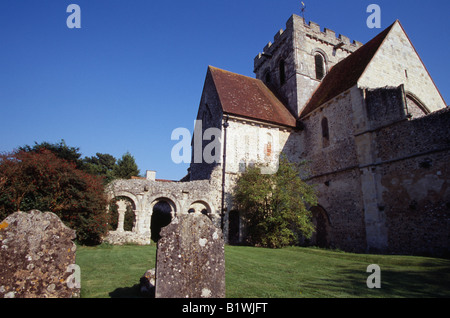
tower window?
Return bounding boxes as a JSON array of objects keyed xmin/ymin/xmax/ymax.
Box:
[
  {"xmin": 321, "ymin": 117, "xmax": 330, "ymax": 148},
  {"xmin": 315, "ymin": 54, "xmax": 325, "ymax": 80},
  {"xmin": 265, "ymin": 71, "xmax": 271, "ymax": 85},
  {"xmin": 279, "ymin": 60, "xmax": 286, "ymax": 85}
]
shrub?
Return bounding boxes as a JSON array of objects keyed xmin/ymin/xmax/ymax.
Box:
[{"xmin": 233, "ymin": 156, "xmax": 317, "ymax": 248}]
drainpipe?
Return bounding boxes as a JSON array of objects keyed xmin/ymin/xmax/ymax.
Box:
[{"xmin": 221, "ymin": 115, "xmax": 229, "ymax": 231}]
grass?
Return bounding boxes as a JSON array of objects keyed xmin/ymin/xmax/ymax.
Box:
[
  {"xmin": 76, "ymin": 243, "xmax": 157, "ymax": 298},
  {"xmin": 76, "ymin": 244, "xmax": 450, "ymax": 298},
  {"xmin": 225, "ymin": 246, "xmax": 450, "ymax": 298}
]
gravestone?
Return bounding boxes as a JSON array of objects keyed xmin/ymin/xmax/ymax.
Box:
[
  {"xmin": 0, "ymin": 210, "xmax": 79, "ymax": 298},
  {"xmin": 140, "ymin": 268, "xmax": 156, "ymax": 295},
  {"xmin": 155, "ymin": 214, "xmax": 225, "ymax": 298}
]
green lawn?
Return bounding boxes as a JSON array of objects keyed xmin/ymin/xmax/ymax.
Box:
[
  {"xmin": 76, "ymin": 244, "xmax": 157, "ymax": 298},
  {"xmin": 76, "ymin": 244, "xmax": 450, "ymax": 298}
]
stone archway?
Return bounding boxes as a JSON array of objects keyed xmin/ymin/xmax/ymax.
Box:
[
  {"xmin": 188, "ymin": 200, "xmax": 211, "ymax": 216},
  {"xmin": 150, "ymin": 198, "xmax": 177, "ymax": 242},
  {"xmin": 310, "ymin": 205, "xmax": 331, "ymax": 248},
  {"xmin": 109, "ymin": 196, "xmax": 137, "ymax": 232}
]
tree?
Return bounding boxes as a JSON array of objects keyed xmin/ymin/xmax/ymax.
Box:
[
  {"xmin": 113, "ymin": 152, "xmax": 140, "ymax": 179},
  {"xmin": 83, "ymin": 153, "xmax": 117, "ymax": 184},
  {"xmin": 233, "ymin": 156, "xmax": 318, "ymax": 248},
  {"xmin": 19, "ymin": 139, "xmax": 84, "ymax": 169},
  {"xmin": 20, "ymin": 141, "xmax": 142, "ymax": 184},
  {"xmin": 0, "ymin": 149, "xmax": 109, "ymax": 245}
]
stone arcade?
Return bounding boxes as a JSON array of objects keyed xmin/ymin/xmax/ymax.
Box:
[
  {"xmin": 104, "ymin": 170, "xmax": 223, "ymax": 245},
  {"xmin": 107, "ymin": 14, "xmax": 449, "ymax": 256}
]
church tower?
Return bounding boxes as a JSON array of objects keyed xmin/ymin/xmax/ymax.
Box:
[{"xmin": 254, "ymin": 14, "xmax": 363, "ymax": 118}]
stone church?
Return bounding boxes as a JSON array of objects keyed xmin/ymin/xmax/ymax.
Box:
[{"xmin": 107, "ymin": 14, "xmax": 449, "ymax": 257}]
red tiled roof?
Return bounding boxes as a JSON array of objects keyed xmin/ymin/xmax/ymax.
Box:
[
  {"xmin": 209, "ymin": 66, "xmax": 297, "ymax": 127},
  {"xmin": 300, "ymin": 21, "xmax": 396, "ymax": 118}
]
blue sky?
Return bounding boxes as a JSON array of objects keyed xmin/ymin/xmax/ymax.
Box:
[{"xmin": 1, "ymin": 0, "xmax": 448, "ymax": 181}]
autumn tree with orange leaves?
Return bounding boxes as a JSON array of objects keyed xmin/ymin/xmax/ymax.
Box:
[{"xmin": 0, "ymin": 149, "xmax": 109, "ymax": 245}]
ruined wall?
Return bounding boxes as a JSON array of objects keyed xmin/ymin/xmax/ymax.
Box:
[
  {"xmin": 365, "ymin": 86, "xmax": 407, "ymax": 130},
  {"xmin": 406, "ymin": 94, "xmax": 429, "ymax": 119},
  {"xmin": 358, "ymin": 22, "xmax": 447, "ymax": 112},
  {"xmin": 298, "ymin": 84, "xmax": 449, "ymax": 256},
  {"xmin": 374, "ymin": 108, "xmax": 450, "ymax": 163},
  {"xmin": 373, "ymin": 108, "xmax": 450, "ymax": 256},
  {"xmin": 349, "ymin": 85, "xmax": 449, "ymax": 255},
  {"xmin": 104, "ymin": 177, "xmax": 222, "ymax": 245}
]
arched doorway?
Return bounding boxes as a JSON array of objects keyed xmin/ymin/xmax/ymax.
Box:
[
  {"xmin": 228, "ymin": 210, "xmax": 240, "ymax": 245},
  {"xmin": 310, "ymin": 206, "xmax": 331, "ymax": 248},
  {"xmin": 150, "ymin": 199, "xmax": 176, "ymax": 242}
]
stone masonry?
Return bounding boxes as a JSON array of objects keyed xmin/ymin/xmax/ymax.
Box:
[{"xmin": 104, "ymin": 170, "xmax": 222, "ymax": 245}]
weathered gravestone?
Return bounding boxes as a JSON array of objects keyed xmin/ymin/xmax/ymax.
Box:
[
  {"xmin": 0, "ymin": 210, "xmax": 80, "ymax": 298},
  {"xmin": 155, "ymin": 214, "xmax": 225, "ymax": 298},
  {"xmin": 139, "ymin": 268, "xmax": 156, "ymax": 296}
]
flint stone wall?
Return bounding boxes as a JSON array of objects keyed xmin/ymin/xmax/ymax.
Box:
[
  {"xmin": 0, "ymin": 210, "xmax": 79, "ymax": 298},
  {"xmin": 155, "ymin": 214, "xmax": 225, "ymax": 298}
]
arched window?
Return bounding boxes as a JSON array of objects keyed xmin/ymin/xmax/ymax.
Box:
[
  {"xmin": 405, "ymin": 93, "xmax": 429, "ymax": 119},
  {"xmin": 109, "ymin": 196, "xmax": 136, "ymax": 232},
  {"xmin": 188, "ymin": 201, "xmax": 211, "ymax": 215},
  {"xmin": 264, "ymin": 70, "xmax": 271, "ymax": 85},
  {"xmin": 188, "ymin": 201, "xmax": 212, "ymax": 221},
  {"xmin": 265, "ymin": 142, "xmax": 272, "ymax": 157},
  {"xmin": 264, "ymin": 133, "xmax": 273, "ymax": 159},
  {"xmin": 315, "ymin": 54, "xmax": 325, "ymax": 80},
  {"xmin": 321, "ymin": 117, "xmax": 329, "ymax": 148},
  {"xmin": 279, "ymin": 60, "xmax": 286, "ymax": 85}
]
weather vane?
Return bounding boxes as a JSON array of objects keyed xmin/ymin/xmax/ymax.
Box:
[{"xmin": 300, "ymin": 1, "xmax": 306, "ymax": 21}]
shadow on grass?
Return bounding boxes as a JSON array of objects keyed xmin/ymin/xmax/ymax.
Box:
[
  {"xmin": 109, "ymin": 284, "xmax": 155, "ymax": 298},
  {"xmin": 301, "ymin": 262, "xmax": 450, "ymax": 298}
]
